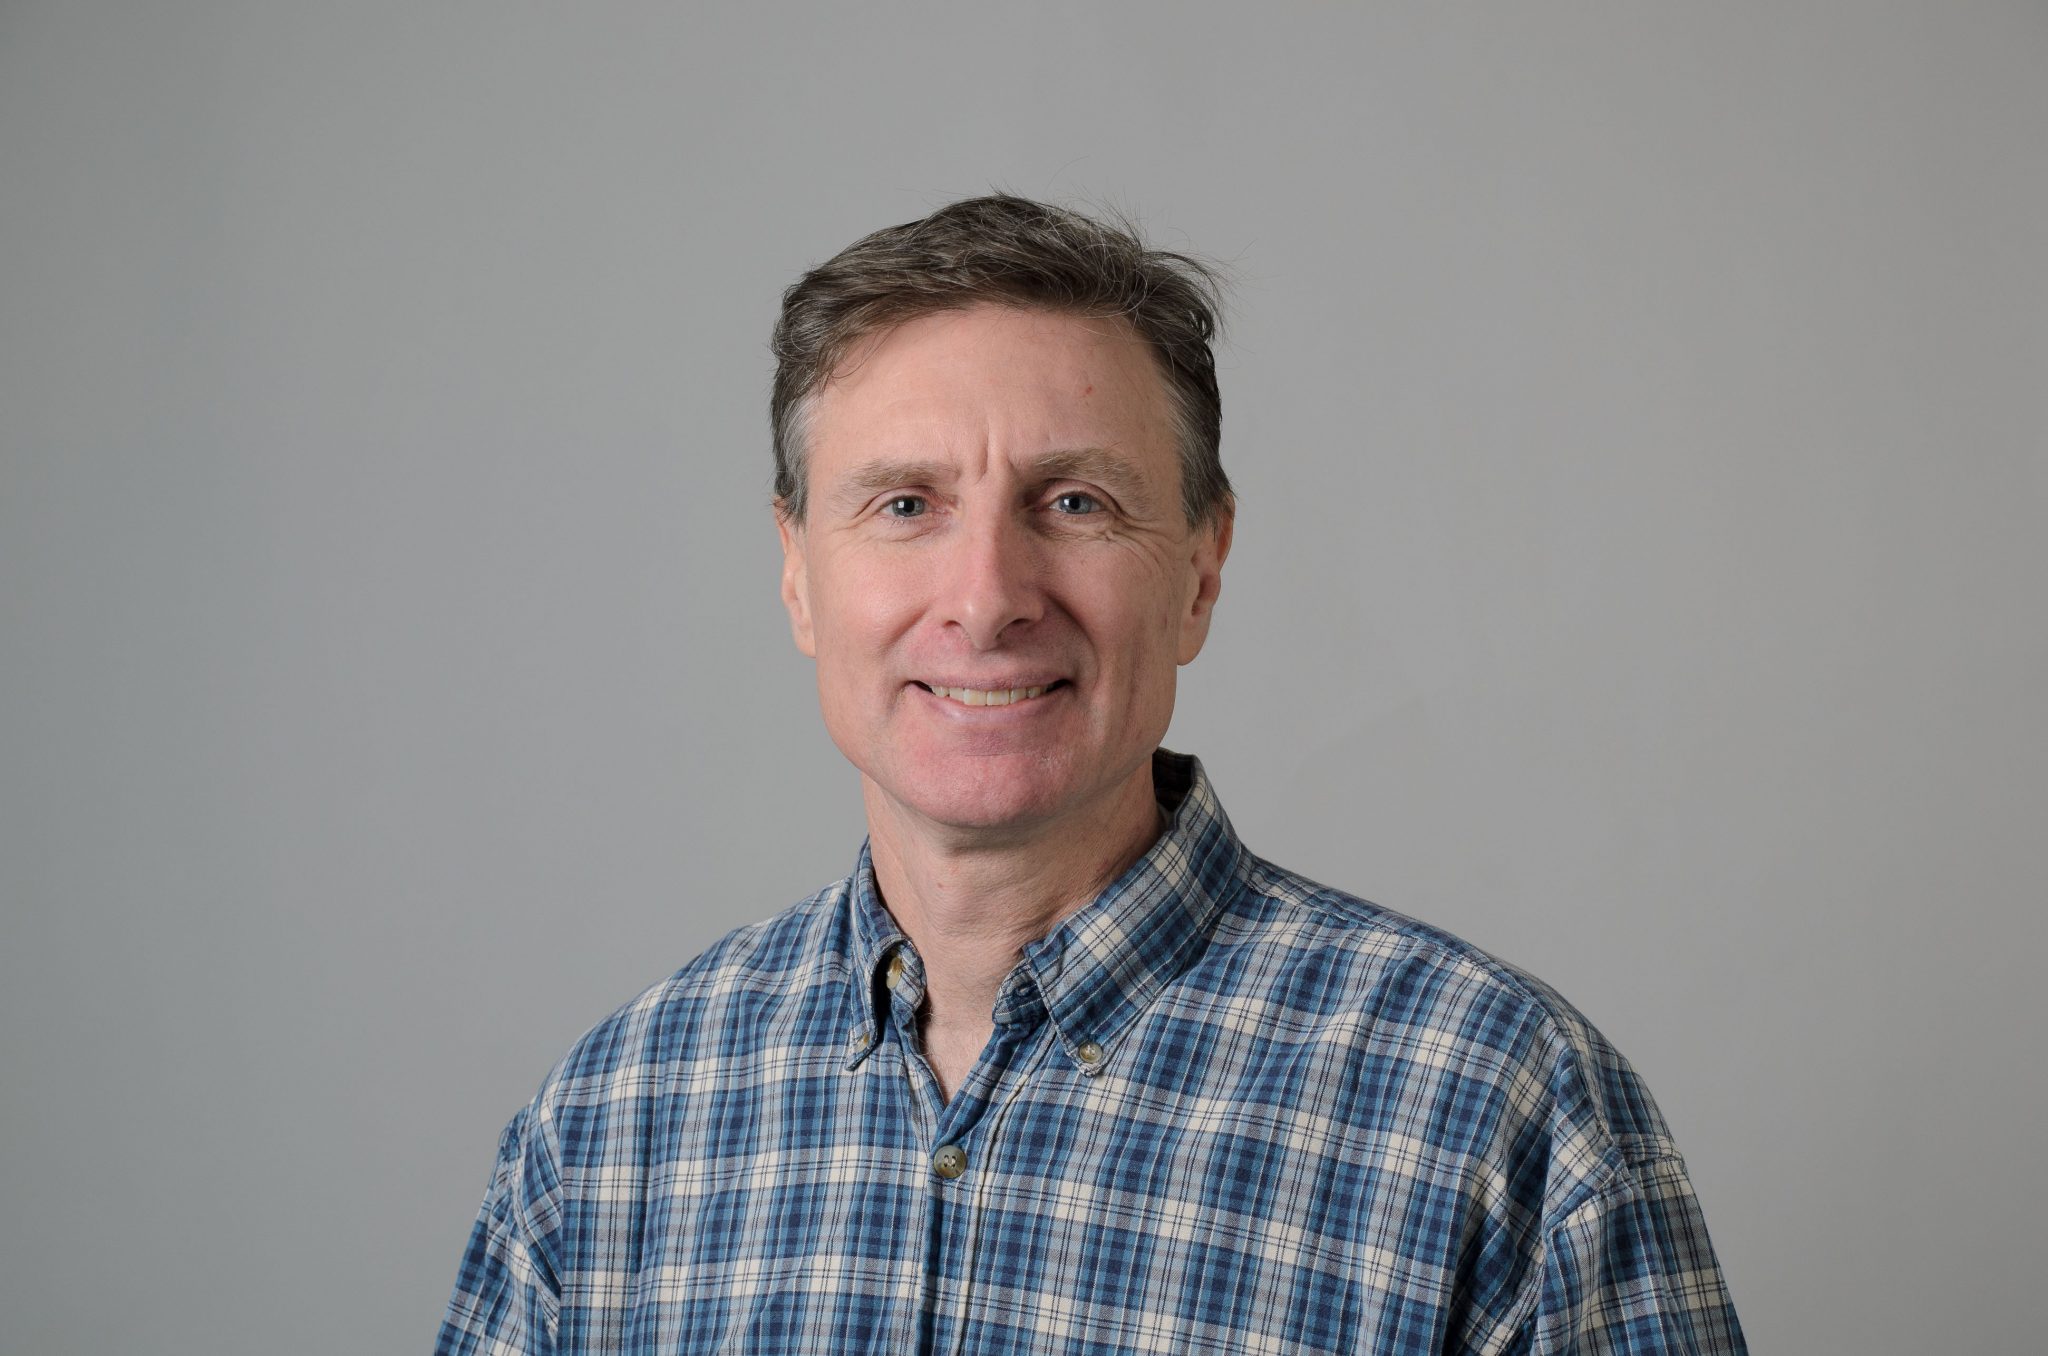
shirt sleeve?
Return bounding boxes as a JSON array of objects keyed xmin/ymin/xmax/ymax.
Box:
[
  {"xmin": 1526, "ymin": 1154, "xmax": 1748, "ymax": 1355},
  {"xmin": 435, "ymin": 1105, "xmax": 563, "ymax": 1356}
]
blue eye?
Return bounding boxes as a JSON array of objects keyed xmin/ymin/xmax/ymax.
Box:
[
  {"xmin": 881, "ymin": 495, "xmax": 927, "ymax": 518},
  {"xmin": 1052, "ymin": 491, "xmax": 1102, "ymax": 515}
]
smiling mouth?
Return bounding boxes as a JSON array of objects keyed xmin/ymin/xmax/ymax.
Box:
[{"xmin": 913, "ymin": 680, "xmax": 1069, "ymax": 708}]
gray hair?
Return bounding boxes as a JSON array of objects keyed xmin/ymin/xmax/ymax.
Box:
[{"xmin": 770, "ymin": 193, "xmax": 1230, "ymax": 526}]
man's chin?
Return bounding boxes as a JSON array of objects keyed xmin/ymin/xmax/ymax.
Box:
[{"xmin": 861, "ymin": 755, "xmax": 1083, "ymax": 839}]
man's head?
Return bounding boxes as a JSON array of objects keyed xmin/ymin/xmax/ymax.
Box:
[
  {"xmin": 771, "ymin": 194, "xmax": 1231, "ymax": 529},
  {"xmin": 772, "ymin": 197, "xmax": 1233, "ymax": 843}
]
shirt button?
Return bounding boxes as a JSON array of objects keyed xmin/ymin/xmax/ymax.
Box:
[
  {"xmin": 932, "ymin": 1144, "xmax": 967, "ymax": 1179},
  {"xmin": 849, "ymin": 1024, "xmax": 871, "ymax": 1051},
  {"xmin": 885, "ymin": 953, "xmax": 906, "ymax": 990},
  {"xmin": 1077, "ymin": 1040, "xmax": 1105, "ymax": 1066}
]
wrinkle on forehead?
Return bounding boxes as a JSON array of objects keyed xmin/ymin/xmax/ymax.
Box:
[
  {"xmin": 820, "ymin": 307, "xmax": 1170, "ymax": 427},
  {"xmin": 825, "ymin": 447, "xmax": 1161, "ymax": 519}
]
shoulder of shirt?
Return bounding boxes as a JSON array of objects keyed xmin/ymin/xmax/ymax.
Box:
[
  {"xmin": 1235, "ymin": 850, "xmax": 1685, "ymax": 1179},
  {"xmin": 523, "ymin": 878, "xmax": 851, "ymax": 1108}
]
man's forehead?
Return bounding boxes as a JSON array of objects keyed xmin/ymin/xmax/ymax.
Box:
[{"xmin": 816, "ymin": 306, "xmax": 1169, "ymax": 418}]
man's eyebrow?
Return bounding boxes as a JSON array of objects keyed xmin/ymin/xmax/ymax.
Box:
[
  {"xmin": 1022, "ymin": 448, "xmax": 1154, "ymax": 505},
  {"xmin": 823, "ymin": 448, "xmax": 1159, "ymax": 512},
  {"xmin": 828, "ymin": 459, "xmax": 952, "ymax": 507}
]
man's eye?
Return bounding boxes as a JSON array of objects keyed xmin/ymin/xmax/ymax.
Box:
[
  {"xmin": 1051, "ymin": 491, "xmax": 1103, "ymax": 515},
  {"xmin": 881, "ymin": 495, "xmax": 927, "ymax": 518}
]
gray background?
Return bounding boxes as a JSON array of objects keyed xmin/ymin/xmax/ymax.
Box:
[{"xmin": 3, "ymin": 3, "xmax": 2043, "ymax": 1352}]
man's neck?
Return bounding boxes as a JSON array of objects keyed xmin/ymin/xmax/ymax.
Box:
[{"xmin": 862, "ymin": 763, "xmax": 1167, "ymax": 1098}]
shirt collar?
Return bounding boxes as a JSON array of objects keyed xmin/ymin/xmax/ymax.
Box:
[{"xmin": 843, "ymin": 748, "xmax": 1247, "ymax": 1074}]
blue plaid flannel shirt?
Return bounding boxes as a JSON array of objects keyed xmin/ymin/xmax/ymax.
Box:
[{"xmin": 439, "ymin": 750, "xmax": 1746, "ymax": 1354}]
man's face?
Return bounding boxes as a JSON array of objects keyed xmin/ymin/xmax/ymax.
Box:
[{"xmin": 777, "ymin": 304, "xmax": 1230, "ymax": 841}]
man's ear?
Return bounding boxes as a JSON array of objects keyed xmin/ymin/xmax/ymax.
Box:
[
  {"xmin": 776, "ymin": 508, "xmax": 817, "ymax": 658},
  {"xmin": 1176, "ymin": 500, "xmax": 1234, "ymax": 665}
]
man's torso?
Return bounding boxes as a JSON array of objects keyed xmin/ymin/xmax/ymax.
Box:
[{"xmin": 440, "ymin": 754, "xmax": 1743, "ymax": 1355}]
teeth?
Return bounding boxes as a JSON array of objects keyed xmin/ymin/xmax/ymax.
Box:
[{"xmin": 930, "ymin": 684, "xmax": 1050, "ymax": 706}]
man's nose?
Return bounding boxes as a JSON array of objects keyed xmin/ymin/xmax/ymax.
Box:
[{"xmin": 938, "ymin": 510, "xmax": 1044, "ymax": 651}]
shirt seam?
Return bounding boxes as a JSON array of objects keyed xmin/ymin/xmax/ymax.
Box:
[
  {"xmin": 517, "ymin": 1097, "xmax": 567, "ymax": 1335},
  {"xmin": 1498, "ymin": 1160, "xmax": 1674, "ymax": 1350}
]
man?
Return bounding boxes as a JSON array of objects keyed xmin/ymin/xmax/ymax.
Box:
[{"xmin": 438, "ymin": 195, "xmax": 1746, "ymax": 1354}]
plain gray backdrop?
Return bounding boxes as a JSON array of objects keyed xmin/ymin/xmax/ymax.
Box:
[{"xmin": 3, "ymin": 3, "xmax": 2043, "ymax": 1352}]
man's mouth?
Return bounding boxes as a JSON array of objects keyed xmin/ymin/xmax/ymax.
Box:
[{"xmin": 912, "ymin": 680, "xmax": 1069, "ymax": 708}]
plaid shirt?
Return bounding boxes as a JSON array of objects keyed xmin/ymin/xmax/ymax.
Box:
[{"xmin": 439, "ymin": 751, "xmax": 1745, "ymax": 1354}]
